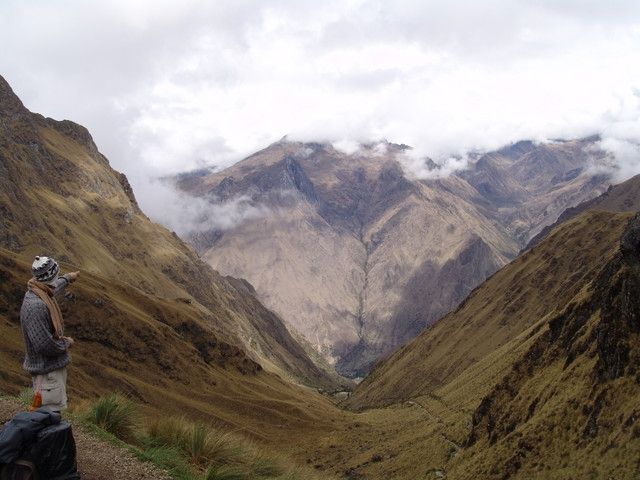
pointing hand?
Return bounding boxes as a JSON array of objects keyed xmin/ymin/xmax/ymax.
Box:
[{"xmin": 66, "ymin": 271, "xmax": 80, "ymax": 282}]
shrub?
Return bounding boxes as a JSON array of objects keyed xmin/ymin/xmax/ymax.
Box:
[
  {"xmin": 188, "ymin": 423, "xmax": 208, "ymax": 465},
  {"xmin": 146, "ymin": 416, "xmax": 185, "ymax": 447},
  {"xmin": 83, "ymin": 393, "xmax": 137, "ymax": 440}
]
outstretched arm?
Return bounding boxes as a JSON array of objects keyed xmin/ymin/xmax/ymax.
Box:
[
  {"xmin": 50, "ymin": 276, "xmax": 69, "ymax": 297},
  {"xmin": 51, "ymin": 271, "xmax": 80, "ymax": 297}
]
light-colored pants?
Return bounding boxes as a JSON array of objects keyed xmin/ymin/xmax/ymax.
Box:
[{"xmin": 32, "ymin": 367, "xmax": 68, "ymax": 412}]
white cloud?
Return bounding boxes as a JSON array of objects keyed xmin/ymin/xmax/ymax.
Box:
[
  {"xmin": 399, "ymin": 152, "xmax": 470, "ymax": 180},
  {"xmin": 137, "ymin": 179, "xmax": 269, "ymax": 235},
  {"xmin": 332, "ymin": 139, "xmax": 362, "ymax": 155},
  {"xmin": 594, "ymin": 88, "xmax": 640, "ymax": 181},
  {"xmin": 596, "ymin": 138, "xmax": 640, "ymax": 182},
  {"xmin": 1, "ymin": 0, "xmax": 640, "ymax": 221}
]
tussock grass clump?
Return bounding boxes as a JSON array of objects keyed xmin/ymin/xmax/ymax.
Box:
[
  {"xmin": 138, "ymin": 445, "xmax": 198, "ymax": 480},
  {"xmin": 75, "ymin": 394, "xmax": 315, "ymax": 480},
  {"xmin": 144, "ymin": 417, "xmax": 245, "ymax": 468},
  {"xmin": 246, "ymin": 454, "xmax": 282, "ymax": 477},
  {"xmin": 142, "ymin": 416, "xmax": 303, "ymax": 479},
  {"xmin": 204, "ymin": 465, "xmax": 245, "ymax": 480},
  {"xmin": 83, "ymin": 393, "xmax": 138, "ymax": 440}
]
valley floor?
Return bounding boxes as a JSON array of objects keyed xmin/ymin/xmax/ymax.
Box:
[{"xmin": 291, "ymin": 394, "xmax": 468, "ymax": 479}]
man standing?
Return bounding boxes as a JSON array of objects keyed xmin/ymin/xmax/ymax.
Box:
[{"xmin": 20, "ymin": 256, "xmax": 79, "ymax": 412}]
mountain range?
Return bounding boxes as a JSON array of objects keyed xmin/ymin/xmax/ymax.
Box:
[
  {"xmin": 175, "ymin": 137, "xmax": 611, "ymax": 377},
  {"xmin": 1, "ymin": 73, "xmax": 639, "ymax": 478}
]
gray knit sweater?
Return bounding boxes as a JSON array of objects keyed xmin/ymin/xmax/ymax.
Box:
[{"xmin": 20, "ymin": 275, "xmax": 72, "ymax": 375}]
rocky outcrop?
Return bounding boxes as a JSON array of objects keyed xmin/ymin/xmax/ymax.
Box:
[
  {"xmin": 114, "ymin": 171, "xmax": 141, "ymax": 213},
  {"xmin": 0, "ymin": 76, "xmax": 28, "ymax": 116},
  {"xmin": 621, "ymin": 212, "xmax": 640, "ymax": 261}
]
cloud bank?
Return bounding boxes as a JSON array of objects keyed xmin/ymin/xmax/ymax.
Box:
[
  {"xmin": 1, "ymin": 0, "xmax": 640, "ymax": 224},
  {"xmin": 137, "ymin": 178, "xmax": 269, "ymax": 235}
]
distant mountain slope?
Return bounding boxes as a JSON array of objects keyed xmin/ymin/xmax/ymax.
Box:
[
  {"xmin": 176, "ymin": 137, "xmax": 610, "ymax": 377},
  {"xmin": 525, "ymin": 173, "xmax": 640, "ymax": 249},
  {"xmin": 344, "ymin": 210, "xmax": 640, "ymax": 479},
  {"xmin": 0, "ymin": 74, "xmax": 338, "ymax": 391}
]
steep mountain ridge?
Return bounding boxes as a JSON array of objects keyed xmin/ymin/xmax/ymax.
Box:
[
  {"xmin": 453, "ymin": 213, "xmax": 640, "ymax": 479},
  {"xmin": 176, "ymin": 137, "xmax": 610, "ymax": 376},
  {"xmin": 526, "ymin": 173, "xmax": 640, "ymax": 249},
  {"xmin": 0, "ymin": 74, "xmax": 338, "ymax": 391},
  {"xmin": 459, "ymin": 136, "xmax": 608, "ymax": 243}
]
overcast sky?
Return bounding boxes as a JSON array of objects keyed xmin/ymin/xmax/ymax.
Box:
[{"xmin": 1, "ymin": 0, "xmax": 640, "ymax": 224}]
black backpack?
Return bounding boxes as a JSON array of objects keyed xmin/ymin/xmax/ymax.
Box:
[
  {"xmin": 0, "ymin": 459, "xmax": 39, "ymax": 480},
  {"xmin": 30, "ymin": 422, "xmax": 80, "ymax": 480},
  {"xmin": 0, "ymin": 417, "xmax": 79, "ymax": 480}
]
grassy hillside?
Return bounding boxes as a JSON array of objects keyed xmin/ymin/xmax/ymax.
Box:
[
  {"xmin": 452, "ymin": 212, "xmax": 640, "ymax": 479},
  {"xmin": 0, "ymin": 74, "xmax": 338, "ymax": 391},
  {"xmin": 0, "ymin": 73, "xmax": 357, "ymax": 473},
  {"xmin": 312, "ymin": 210, "xmax": 640, "ymax": 479},
  {"xmin": 0, "ymin": 248, "xmax": 347, "ymax": 445}
]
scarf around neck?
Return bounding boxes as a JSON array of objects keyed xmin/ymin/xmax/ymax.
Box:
[{"xmin": 27, "ymin": 278, "xmax": 64, "ymax": 339}]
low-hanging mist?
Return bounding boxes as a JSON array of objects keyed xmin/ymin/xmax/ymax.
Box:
[{"xmin": 136, "ymin": 178, "xmax": 270, "ymax": 236}]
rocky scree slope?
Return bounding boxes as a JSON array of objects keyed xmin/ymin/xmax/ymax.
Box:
[{"xmin": 176, "ymin": 138, "xmax": 610, "ymax": 377}]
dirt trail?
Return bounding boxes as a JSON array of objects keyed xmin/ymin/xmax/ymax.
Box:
[{"xmin": 0, "ymin": 398, "xmax": 170, "ymax": 480}]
